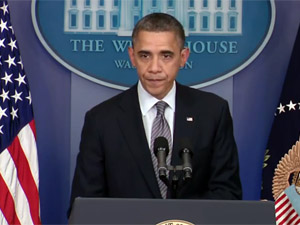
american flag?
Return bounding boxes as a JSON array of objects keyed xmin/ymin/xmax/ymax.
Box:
[
  {"xmin": 261, "ymin": 23, "xmax": 300, "ymax": 200},
  {"xmin": 261, "ymin": 23, "xmax": 300, "ymax": 225},
  {"xmin": 0, "ymin": 0, "xmax": 41, "ymax": 224},
  {"xmin": 275, "ymin": 188, "xmax": 300, "ymax": 225}
]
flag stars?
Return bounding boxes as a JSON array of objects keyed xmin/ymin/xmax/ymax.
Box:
[
  {"xmin": 286, "ymin": 100, "xmax": 296, "ymax": 111},
  {"xmin": 276, "ymin": 100, "xmax": 300, "ymax": 116},
  {"xmin": 18, "ymin": 58, "xmax": 24, "ymax": 69},
  {"xmin": 277, "ymin": 103, "xmax": 285, "ymax": 114},
  {"xmin": 1, "ymin": 72, "xmax": 13, "ymax": 85},
  {"xmin": 8, "ymin": 38, "xmax": 17, "ymax": 51},
  {"xmin": 11, "ymin": 90, "xmax": 22, "ymax": 103},
  {"xmin": 0, "ymin": 2, "xmax": 9, "ymax": 15},
  {"xmin": 15, "ymin": 73, "xmax": 26, "ymax": 86},
  {"xmin": 0, "ymin": 19, "xmax": 8, "ymax": 32},
  {"xmin": 9, "ymin": 25, "xmax": 14, "ymax": 34},
  {"xmin": 0, "ymin": 106, "xmax": 8, "ymax": 120},
  {"xmin": 0, "ymin": 38, "xmax": 5, "ymax": 48},
  {"xmin": 26, "ymin": 91, "xmax": 32, "ymax": 105},
  {"xmin": 0, "ymin": 125, "xmax": 3, "ymax": 135},
  {"xmin": 10, "ymin": 107, "xmax": 18, "ymax": 120},
  {"xmin": 5, "ymin": 55, "xmax": 16, "ymax": 68},
  {"xmin": 0, "ymin": 89, "xmax": 10, "ymax": 102}
]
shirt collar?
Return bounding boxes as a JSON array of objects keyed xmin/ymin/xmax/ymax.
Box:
[{"xmin": 138, "ymin": 81, "xmax": 176, "ymax": 116}]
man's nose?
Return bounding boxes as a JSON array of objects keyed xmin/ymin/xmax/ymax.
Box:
[{"xmin": 149, "ymin": 56, "xmax": 162, "ymax": 73}]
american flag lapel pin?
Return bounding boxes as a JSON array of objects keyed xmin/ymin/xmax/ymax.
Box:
[{"xmin": 186, "ymin": 117, "xmax": 193, "ymax": 122}]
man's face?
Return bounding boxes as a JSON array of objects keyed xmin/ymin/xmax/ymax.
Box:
[{"xmin": 128, "ymin": 31, "xmax": 190, "ymax": 99}]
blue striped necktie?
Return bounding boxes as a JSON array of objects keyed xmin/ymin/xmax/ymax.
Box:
[{"xmin": 150, "ymin": 101, "xmax": 172, "ymax": 198}]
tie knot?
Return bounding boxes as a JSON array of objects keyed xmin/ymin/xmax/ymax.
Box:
[{"xmin": 155, "ymin": 101, "xmax": 168, "ymax": 115}]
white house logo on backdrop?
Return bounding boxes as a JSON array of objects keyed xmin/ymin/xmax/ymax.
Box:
[
  {"xmin": 31, "ymin": 0, "xmax": 275, "ymax": 90},
  {"xmin": 63, "ymin": 0, "xmax": 242, "ymax": 35}
]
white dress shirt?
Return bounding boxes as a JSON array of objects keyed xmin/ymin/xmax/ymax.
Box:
[{"xmin": 137, "ymin": 81, "xmax": 176, "ymax": 149}]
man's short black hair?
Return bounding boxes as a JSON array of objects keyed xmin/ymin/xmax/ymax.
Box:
[{"xmin": 131, "ymin": 13, "xmax": 185, "ymax": 49}]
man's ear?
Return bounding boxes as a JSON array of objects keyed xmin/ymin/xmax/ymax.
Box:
[
  {"xmin": 128, "ymin": 47, "xmax": 136, "ymax": 67},
  {"xmin": 180, "ymin": 48, "xmax": 190, "ymax": 67}
]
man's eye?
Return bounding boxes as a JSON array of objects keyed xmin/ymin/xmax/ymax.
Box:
[
  {"xmin": 139, "ymin": 54, "xmax": 149, "ymax": 58},
  {"xmin": 163, "ymin": 54, "xmax": 172, "ymax": 59}
]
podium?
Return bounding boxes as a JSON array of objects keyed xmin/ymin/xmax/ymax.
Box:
[{"xmin": 69, "ymin": 198, "xmax": 276, "ymax": 225}]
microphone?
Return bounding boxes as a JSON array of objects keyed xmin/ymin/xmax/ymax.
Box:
[
  {"xmin": 179, "ymin": 138, "xmax": 193, "ymax": 180},
  {"xmin": 153, "ymin": 136, "xmax": 169, "ymax": 179}
]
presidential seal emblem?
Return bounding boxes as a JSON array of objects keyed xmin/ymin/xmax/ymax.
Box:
[
  {"xmin": 157, "ymin": 219, "xmax": 194, "ymax": 225},
  {"xmin": 32, "ymin": 0, "xmax": 275, "ymax": 90},
  {"xmin": 272, "ymin": 141, "xmax": 300, "ymax": 200}
]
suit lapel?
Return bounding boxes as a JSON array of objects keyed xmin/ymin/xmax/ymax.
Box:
[
  {"xmin": 116, "ymin": 85, "xmax": 162, "ymax": 198},
  {"xmin": 172, "ymin": 83, "xmax": 198, "ymax": 174}
]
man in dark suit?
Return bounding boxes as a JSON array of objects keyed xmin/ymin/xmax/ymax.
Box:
[{"xmin": 69, "ymin": 12, "xmax": 242, "ymax": 213}]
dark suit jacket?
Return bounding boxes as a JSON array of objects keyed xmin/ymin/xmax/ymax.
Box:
[{"xmin": 69, "ymin": 82, "xmax": 242, "ymax": 212}]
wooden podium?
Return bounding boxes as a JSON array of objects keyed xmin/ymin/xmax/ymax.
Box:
[{"xmin": 69, "ymin": 198, "xmax": 275, "ymax": 225}]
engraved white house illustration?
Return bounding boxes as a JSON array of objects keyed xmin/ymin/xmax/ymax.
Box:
[{"xmin": 64, "ymin": 0, "xmax": 242, "ymax": 36}]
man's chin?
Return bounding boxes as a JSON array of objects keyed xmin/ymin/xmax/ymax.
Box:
[{"xmin": 146, "ymin": 87, "xmax": 166, "ymax": 99}]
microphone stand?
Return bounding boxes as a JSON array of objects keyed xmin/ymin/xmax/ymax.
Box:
[
  {"xmin": 161, "ymin": 164, "xmax": 190, "ymax": 199},
  {"xmin": 154, "ymin": 137, "xmax": 193, "ymax": 199}
]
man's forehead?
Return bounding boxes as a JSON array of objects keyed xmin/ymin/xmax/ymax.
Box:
[
  {"xmin": 133, "ymin": 31, "xmax": 181, "ymax": 48},
  {"xmin": 134, "ymin": 30, "xmax": 179, "ymax": 43},
  {"xmin": 136, "ymin": 30, "xmax": 177, "ymax": 37}
]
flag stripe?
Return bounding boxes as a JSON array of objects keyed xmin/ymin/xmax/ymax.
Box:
[
  {"xmin": 18, "ymin": 122, "xmax": 39, "ymax": 186},
  {"xmin": 29, "ymin": 120, "xmax": 37, "ymax": 139},
  {"xmin": 293, "ymin": 217, "xmax": 300, "ymax": 225},
  {"xmin": 7, "ymin": 128, "xmax": 41, "ymax": 224},
  {"xmin": 0, "ymin": 149, "xmax": 33, "ymax": 225},
  {"xmin": 288, "ymin": 212, "xmax": 299, "ymax": 224},
  {"xmin": 277, "ymin": 205, "xmax": 293, "ymax": 223},
  {"xmin": 275, "ymin": 192, "xmax": 300, "ymax": 225},
  {"xmin": 276, "ymin": 205, "xmax": 292, "ymax": 222},
  {"xmin": 275, "ymin": 192, "xmax": 286, "ymax": 209},
  {"xmin": 275, "ymin": 197, "xmax": 289, "ymax": 213},
  {"xmin": 0, "ymin": 210, "xmax": 9, "ymax": 225},
  {"xmin": 276, "ymin": 200, "xmax": 292, "ymax": 220},
  {"xmin": 0, "ymin": 173, "xmax": 21, "ymax": 225},
  {"xmin": 279, "ymin": 209, "xmax": 296, "ymax": 225}
]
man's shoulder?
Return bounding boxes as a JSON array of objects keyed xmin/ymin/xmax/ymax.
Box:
[
  {"xmin": 176, "ymin": 83, "xmax": 227, "ymax": 105},
  {"xmin": 86, "ymin": 85, "xmax": 137, "ymax": 116}
]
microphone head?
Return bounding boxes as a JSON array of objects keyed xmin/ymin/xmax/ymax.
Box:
[
  {"xmin": 179, "ymin": 138, "xmax": 193, "ymax": 157},
  {"xmin": 153, "ymin": 136, "xmax": 169, "ymax": 156},
  {"xmin": 179, "ymin": 138, "xmax": 193, "ymax": 180}
]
